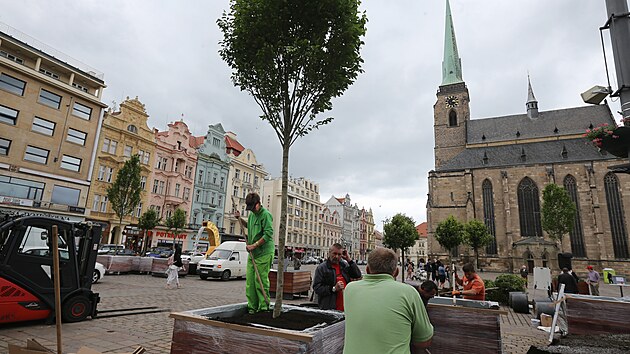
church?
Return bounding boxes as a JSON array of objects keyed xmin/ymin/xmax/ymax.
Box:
[{"xmin": 427, "ymin": 1, "xmax": 630, "ymax": 275}]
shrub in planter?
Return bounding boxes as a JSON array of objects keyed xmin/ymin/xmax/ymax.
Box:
[
  {"xmin": 488, "ymin": 274, "xmax": 526, "ymax": 305},
  {"xmin": 483, "ymin": 279, "xmax": 501, "ymax": 303}
]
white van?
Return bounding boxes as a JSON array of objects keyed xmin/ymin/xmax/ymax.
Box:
[{"xmin": 198, "ymin": 241, "xmax": 248, "ymax": 281}]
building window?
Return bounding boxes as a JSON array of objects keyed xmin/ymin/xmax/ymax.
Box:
[
  {"xmin": 127, "ymin": 125, "xmax": 138, "ymax": 133},
  {"xmin": 0, "ymin": 73, "xmax": 26, "ymax": 96},
  {"xmin": 123, "ymin": 145, "xmax": 132, "ymax": 157},
  {"xmin": 31, "ymin": 117, "xmax": 56, "ymax": 136},
  {"xmin": 158, "ymin": 181, "xmax": 165, "ymax": 194},
  {"xmin": 100, "ymin": 195, "xmax": 108, "ymax": 212},
  {"xmin": 106, "ymin": 167, "xmax": 113, "ymax": 182},
  {"xmin": 38, "ymin": 89, "xmax": 62, "ymax": 109},
  {"xmin": 139, "ymin": 150, "xmax": 150, "ymax": 165},
  {"xmin": 24, "ymin": 145, "xmax": 49, "ymax": 164},
  {"xmin": 198, "ymin": 170, "xmax": 204, "ymax": 183},
  {"xmin": 482, "ymin": 179, "xmax": 497, "ymax": 255},
  {"xmin": 0, "ymin": 137, "xmax": 10, "ymax": 155},
  {"xmin": 136, "ymin": 202, "xmax": 143, "ymax": 217},
  {"xmin": 183, "ymin": 187, "xmax": 190, "ymax": 201},
  {"xmin": 72, "ymin": 82, "xmax": 89, "ymax": 93},
  {"xmin": 235, "ymin": 169, "xmax": 240, "ymax": 179},
  {"xmin": 185, "ymin": 165, "xmax": 193, "ymax": 178},
  {"xmin": 102, "ymin": 138, "xmax": 117, "ymax": 154},
  {"xmin": 92, "ymin": 195, "xmax": 100, "ymax": 211},
  {"xmin": 448, "ymin": 110, "xmax": 457, "ymax": 127},
  {"xmin": 156, "ymin": 156, "xmax": 168, "ymax": 170},
  {"xmin": 195, "ymin": 189, "xmax": 201, "ymax": 202},
  {"xmin": 563, "ymin": 175, "xmax": 586, "ymax": 257},
  {"xmin": 233, "ymin": 186, "xmax": 238, "ymax": 196},
  {"xmin": 175, "ymin": 183, "xmax": 181, "ymax": 197},
  {"xmin": 39, "ymin": 67, "xmax": 60, "ymax": 80},
  {"xmin": 66, "ymin": 128, "xmax": 87, "ymax": 145},
  {"xmin": 0, "ymin": 50, "xmax": 24, "ymax": 64},
  {"xmin": 604, "ymin": 173, "xmax": 629, "ymax": 259},
  {"xmin": 60, "ymin": 155, "xmax": 81, "ymax": 172},
  {"xmin": 98, "ymin": 165, "xmax": 106, "ymax": 181},
  {"xmin": 213, "ymin": 137, "xmax": 220, "ymax": 147},
  {"xmin": 0, "ymin": 174, "xmax": 44, "ymax": 200},
  {"xmin": 220, "ymin": 176, "xmax": 225, "ymax": 188},
  {"xmin": 218, "ymin": 195, "xmax": 223, "ymax": 207},
  {"xmin": 517, "ymin": 177, "xmax": 542, "ymax": 237},
  {"xmin": 72, "ymin": 102, "xmax": 92, "ymax": 120},
  {"xmin": 140, "ymin": 176, "xmax": 147, "ymax": 190},
  {"xmin": 51, "ymin": 185, "xmax": 80, "ymax": 206},
  {"xmin": 0, "ymin": 104, "xmax": 18, "ymax": 125},
  {"xmin": 152, "ymin": 180, "xmax": 159, "ymax": 193}
]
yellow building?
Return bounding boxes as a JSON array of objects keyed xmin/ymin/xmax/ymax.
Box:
[
  {"xmin": 86, "ymin": 97, "xmax": 156, "ymax": 245},
  {"xmin": 0, "ymin": 23, "xmax": 107, "ymax": 221}
]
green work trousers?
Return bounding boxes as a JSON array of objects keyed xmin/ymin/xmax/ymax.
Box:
[{"xmin": 246, "ymin": 252, "xmax": 273, "ymax": 313}]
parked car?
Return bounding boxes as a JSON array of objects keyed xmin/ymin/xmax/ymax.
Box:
[
  {"xmin": 181, "ymin": 250, "xmax": 206, "ymax": 274},
  {"xmin": 98, "ymin": 244, "xmax": 123, "ymax": 255},
  {"xmin": 198, "ymin": 241, "xmax": 247, "ymax": 281},
  {"xmin": 107, "ymin": 248, "xmax": 136, "ymax": 256},
  {"xmin": 303, "ymin": 256, "xmax": 318, "ymax": 265},
  {"xmin": 93, "ymin": 262, "xmax": 106, "ymax": 284}
]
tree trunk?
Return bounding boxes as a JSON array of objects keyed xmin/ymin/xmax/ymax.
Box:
[
  {"xmin": 475, "ymin": 248, "xmax": 479, "ymax": 272},
  {"xmin": 401, "ymin": 249, "xmax": 405, "ymax": 283},
  {"xmin": 273, "ymin": 142, "xmax": 290, "ymax": 319}
]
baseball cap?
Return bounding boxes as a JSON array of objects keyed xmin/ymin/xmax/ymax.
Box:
[
  {"xmin": 586, "ymin": 265, "xmax": 593, "ymax": 270},
  {"xmin": 245, "ymin": 202, "xmax": 256, "ymax": 211}
]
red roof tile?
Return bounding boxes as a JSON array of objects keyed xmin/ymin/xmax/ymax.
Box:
[
  {"xmin": 190, "ymin": 136, "xmax": 205, "ymax": 148},
  {"xmin": 416, "ymin": 222, "xmax": 427, "ymax": 237},
  {"xmin": 225, "ymin": 135, "xmax": 244, "ymax": 155}
]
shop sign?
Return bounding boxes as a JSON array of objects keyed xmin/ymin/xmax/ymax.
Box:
[
  {"xmin": 0, "ymin": 206, "xmax": 84, "ymax": 222},
  {"xmin": 155, "ymin": 230, "xmax": 187, "ymax": 240},
  {"xmin": 0, "ymin": 196, "xmax": 34, "ymax": 207}
]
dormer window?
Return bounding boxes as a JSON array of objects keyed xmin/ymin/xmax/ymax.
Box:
[{"xmin": 127, "ymin": 125, "xmax": 138, "ymax": 133}]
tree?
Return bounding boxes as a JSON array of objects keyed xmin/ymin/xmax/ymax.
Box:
[
  {"xmin": 165, "ymin": 208, "xmax": 187, "ymax": 250},
  {"xmin": 107, "ymin": 154, "xmax": 142, "ymax": 244},
  {"xmin": 541, "ymin": 183, "xmax": 576, "ymax": 251},
  {"xmin": 463, "ymin": 219, "xmax": 493, "ymax": 271},
  {"xmin": 218, "ymin": 0, "xmax": 367, "ymax": 318},
  {"xmin": 138, "ymin": 208, "xmax": 160, "ymax": 255},
  {"xmin": 434, "ymin": 216, "xmax": 464, "ymax": 284},
  {"xmin": 383, "ymin": 213, "xmax": 419, "ymax": 283}
]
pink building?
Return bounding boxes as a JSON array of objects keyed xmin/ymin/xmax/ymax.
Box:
[{"xmin": 149, "ymin": 121, "xmax": 198, "ymax": 224}]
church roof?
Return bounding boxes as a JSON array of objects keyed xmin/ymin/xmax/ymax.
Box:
[
  {"xmin": 441, "ymin": 0, "xmax": 463, "ymax": 86},
  {"xmin": 438, "ymin": 137, "xmax": 619, "ymax": 172},
  {"xmin": 467, "ymin": 104, "xmax": 614, "ymax": 144}
]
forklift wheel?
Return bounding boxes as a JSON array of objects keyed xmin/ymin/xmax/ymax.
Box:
[{"xmin": 62, "ymin": 295, "xmax": 91, "ymax": 322}]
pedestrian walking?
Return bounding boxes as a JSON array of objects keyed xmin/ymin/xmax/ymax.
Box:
[
  {"xmin": 586, "ymin": 265, "xmax": 600, "ymax": 296},
  {"xmin": 520, "ymin": 265, "xmax": 529, "ymax": 288},
  {"xmin": 166, "ymin": 244, "xmax": 183, "ymax": 289}
]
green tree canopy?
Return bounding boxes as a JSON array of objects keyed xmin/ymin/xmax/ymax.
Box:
[
  {"xmin": 541, "ymin": 183, "xmax": 576, "ymax": 250},
  {"xmin": 434, "ymin": 216, "xmax": 465, "ymax": 254},
  {"xmin": 218, "ymin": 0, "xmax": 367, "ymax": 318},
  {"xmin": 383, "ymin": 213, "xmax": 418, "ymax": 282},
  {"xmin": 138, "ymin": 208, "xmax": 161, "ymax": 255},
  {"xmin": 107, "ymin": 154, "xmax": 142, "ymax": 244},
  {"xmin": 463, "ymin": 219, "xmax": 493, "ymax": 270}
]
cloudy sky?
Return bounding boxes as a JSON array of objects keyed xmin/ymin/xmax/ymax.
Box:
[{"xmin": 1, "ymin": 1, "xmax": 619, "ymax": 231}]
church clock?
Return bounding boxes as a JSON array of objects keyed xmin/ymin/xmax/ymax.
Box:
[{"xmin": 445, "ymin": 95, "xmax": 459, "ymax": 108}]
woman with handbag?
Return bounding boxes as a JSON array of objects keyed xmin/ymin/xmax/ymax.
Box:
[{"xmin": 166, "ymin": 245, "xmax": 183, "ymax": 289}]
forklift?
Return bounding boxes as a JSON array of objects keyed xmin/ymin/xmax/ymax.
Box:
[{"xmin": 0, "ymin": 215, "xmax": 101, "ymax": 324}]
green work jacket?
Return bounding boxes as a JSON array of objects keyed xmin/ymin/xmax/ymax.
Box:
[{"xmin": 247, "ymin": 206, "xmax": 275, "ymax": 258}]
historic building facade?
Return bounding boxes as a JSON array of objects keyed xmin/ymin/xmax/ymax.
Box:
[
  {"xmin": 263, "ymin": 177, "xmax": 323, "ymax": 257},
  {"xmin": 324, "ymin": 194, "xmax": 361, "ymax": 258},
  {"xmin": 149, "ymin": 120, "xmax": 197, "ymax": 221},
  {"xmin": 358, "ymin": 207, "xmax": 375, "ymax": 262},
  {"xmin": 321, "ymin": 206, "xmax": 343, "ymax": 252},
  {"xmin": 190, "ymin": 123, "xmax": 230, "ymax": 229},
  {"xmin": 0, "ymin": 25, "xmax": 107, "ymax": 222},
  {"xmin": 427, "ymin": 1, "xmax": 630, "ymax": 274},
  {"xmin": 223, "ymin": 131, "xmax": 268, "ymax": 236},
  {"xmin": 86, "ymin": 97, "xmax": 156, "ymax": 245}
]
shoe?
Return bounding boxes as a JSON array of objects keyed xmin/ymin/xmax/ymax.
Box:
[{"xmin": 177, "ymin": 285, "xmax": 182, "ymax": 289}]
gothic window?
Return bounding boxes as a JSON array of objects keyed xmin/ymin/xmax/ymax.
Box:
[
  {"xmin": 448, "ymin": 110, "xmax": 457, "ymax": 127},
  {"xmin": 482, "ymin": 179, "xmax": 497, "ymax": 254},
  {"xmin": 604, "ymin": 173, "xmax": 629, "ymax": 259},
  {"xmin": 517, "ymin": 177, "xmax": 542, "ymax": 237},
  {"xmin": 563, "ymin": 175, "xmax": 586, "ymax": 257}
]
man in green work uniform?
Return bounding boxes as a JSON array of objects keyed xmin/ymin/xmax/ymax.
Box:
[{"xmin": 244, "ymin": 192, "xmax": 275, "ymax": 313}]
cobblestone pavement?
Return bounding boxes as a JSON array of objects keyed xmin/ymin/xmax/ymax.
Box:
[{"xmin": 0, "ymin": 267, "xmax": 623, "ymax": 353}]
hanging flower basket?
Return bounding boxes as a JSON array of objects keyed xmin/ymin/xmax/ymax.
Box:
[{"xmin": 599, "ymin": 126, "xmax": 630, "ymax": 158}]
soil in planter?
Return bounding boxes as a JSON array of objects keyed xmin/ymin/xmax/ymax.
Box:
[
  {"xmin": 207, "ymin": 309, "xmax": 341, "ymax": 331},
  {"xmin": 527, "ymin": 334, "xmax": 630, "ymax": 354}
]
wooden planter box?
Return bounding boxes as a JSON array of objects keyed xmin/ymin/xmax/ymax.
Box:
[
  {"xmin": 566, "ymin": 294, "xmax": 630, "ymax": 335},
  {"xmin": 269, "ymin": 270, "xmax": 312, "ymax": 299},
  {"xmin": 169, "ymin": 303, "xmax": 344, "ymax": 354},
  {"xmin": 151, "ymin": 258, "xmax": 189, "ymax": 277},
  {"xmin": 426, "ymin": 303, "xmax": 505, "ymax": 353}
]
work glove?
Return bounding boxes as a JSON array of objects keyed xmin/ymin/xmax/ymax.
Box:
[{"xmin": 452, "ymin": 290, "xmax": 461, "ymax": 296}]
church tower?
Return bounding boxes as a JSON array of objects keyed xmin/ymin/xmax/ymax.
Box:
[{"xmin": 434, "ymin": 0, "xmax": 470, "ymax": 169}]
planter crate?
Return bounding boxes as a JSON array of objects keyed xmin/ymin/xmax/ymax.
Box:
[
  {"xmin": 151, "ymin": 258, "xmax": 189, "ymax": 277},
  {"xmin": 169, "ymin": 303, "xmax": 344, "ymax": 354},
  {"xmin": 269, "ymin": 269, "xmax": 312, "ymax": 300},
  {"xmin": 566, "ymin": 294, "xmax": 630, "ymax": 335}
]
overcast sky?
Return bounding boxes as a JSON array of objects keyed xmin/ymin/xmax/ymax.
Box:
[{"xmin": 1, "ymin": 1, "xmax": 619, "ymax": 231}]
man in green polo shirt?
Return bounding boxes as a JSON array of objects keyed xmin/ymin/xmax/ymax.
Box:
[
  {"xmin": 343, "ymin": 248, "xmax": 433, "ymax": 354},
  {"xmin": 244, "ymin": 192, "xmax": 275, "ymax": 314}
]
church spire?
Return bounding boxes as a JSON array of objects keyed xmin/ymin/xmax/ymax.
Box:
[
  {"xmin": 441, "ymin": 0, "xmax": 464, "ymax": 86},
  {"xmin": 526, "ymin": 74, "xmax": 539, "ymax": 119}
]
